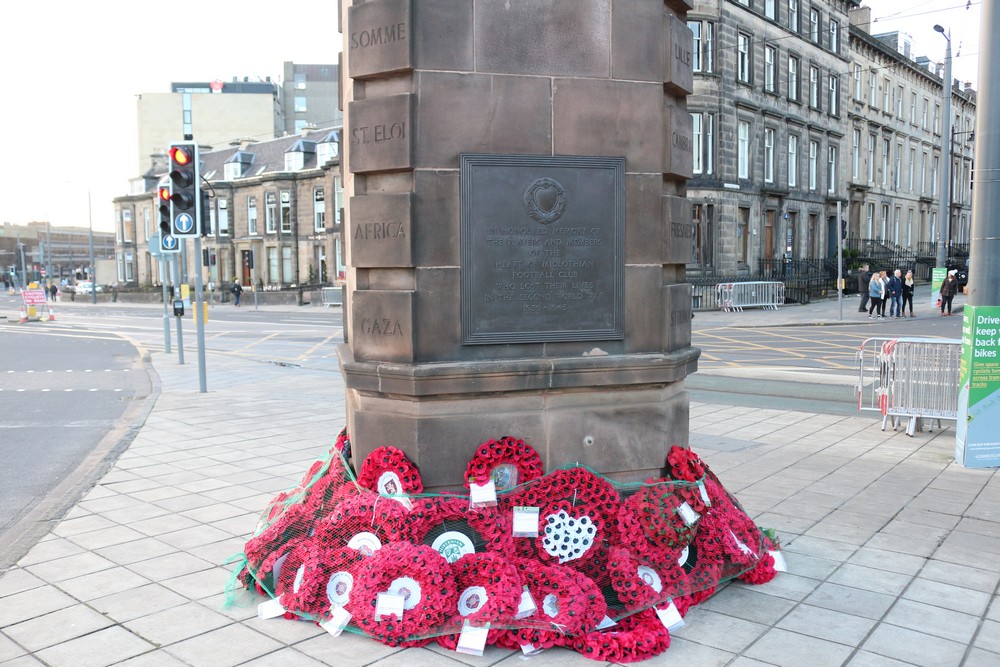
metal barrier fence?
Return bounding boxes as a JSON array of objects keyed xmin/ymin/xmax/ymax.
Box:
[
  {"xmin": 716, "ymin": 281, "xmax": 784, "ymax": 312},
  {"xmin": 856, "ymin": 336, "xmax": 962, "ymax": 436},
  {"xmin": 320, "ymin": 286, "xmax": 344, "ymax": 307}
]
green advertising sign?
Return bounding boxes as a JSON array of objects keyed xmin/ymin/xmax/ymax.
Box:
[
  {"xmin": 931, "ymin": 266, "xmax": 947, "ymax": 309},
  {"xmin": 956, "ymin": 305, "xmax": 1000, "ymax": 468}
]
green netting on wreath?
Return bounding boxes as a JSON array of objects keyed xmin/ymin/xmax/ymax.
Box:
[{"xmin": 225, "ymin": 429, "xmax": 782, "ymax": 661}]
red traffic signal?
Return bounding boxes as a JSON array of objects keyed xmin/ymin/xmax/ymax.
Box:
[
  {"xmin": 158, "ymin": 186, "xmax": 171, "ymax": 202},
  {"xmin": 169, "ymin": 145, "xmax": 193, "ymax": 166}
]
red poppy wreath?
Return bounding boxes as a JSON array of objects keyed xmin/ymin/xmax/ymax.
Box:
[
  {"xmin": 348, "ymin": 542, "xmax": 457, "ymax": 648},
  {"xmin": 570, "ymin": 608, "xmax": 672, "ymax": 663},
  {"xmin": 277, "ymin": 542, "xmax": 365, "ymax": 620},
  {"xmin": 356, "ymin": 446, "xmax": 423, "ymax": 498},
  {"xmin": 463, "ymin": 436, "xmax": 544, "ymax": 492},
  {"xmin": 435, "ymin": 552, "xmax": 523, "ymax": 650}
]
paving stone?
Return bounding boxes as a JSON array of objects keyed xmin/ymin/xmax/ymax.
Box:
[
  {"xmin": 844, "ymin": 650, "xmax": 917, "ymax": 666},
  {"xmin": 903, "ymin": 578, "xmax": 992, "ymax": 616},
  {"xmin": 919, "ymin": 559, "xmax": 1000, "ymax": 594},
  {"xmin": 826, "ymin": 564, "xmax": 913, "ymax": 597},
  {"xmin": 66, "ymin": 525, "xmax": 147, "ymax": 551},
  {"xmin": 733, "ymin": 573, "xmax": 820, "ymax": 602},
  {"xmin": 0, "ymin": 631, "xmax": 27, "ymax": 661},
  {"xmin": 237, "ymin": 648, "xmax": 332, "ymax": 667},
  {"xmin": 23, "ymin": 552, "xmax": 116, "ymax": 584},
  {"xmin": 126, "ymin": 552, "xmax": 215, "ymax": 581},
  {"xmin": 846, "ymin": 548, "xmax": 926, "ymax": 576},
  {"xmin": 743, "ymin": 628, "xmax": 854, "ymax": 667},
  {"xmin": 862, "ymin": 622, "xmax": 966, "ymax": 666},
  {"xmin": 780, "ymin": 552, "xmax": 839, "ymax": 581},
  {"xmin": 94, "ymin": 537, "xmax": 177, "ymax": 566},
  {"xmin": 0, "ymin": 569, "xmax": 44, "ymax": 597},
  {"xmin": 973, "ymin": 619, "xmax": 1000, "ymax": 654},
  {"xmin": 90, "ymin": 583, "xmax": 189, "ymax": 623},
  {"xmin": 3, "ymin": 604, "xmax": 113, "ymax": 652},
  {"xmin": 669, "ymin": 608, "xmax": 768, "ymax": 653},
  {"xmin": 49, "ymin": 514, "xmax": 117, "ymax": 538},
  {"xmin": 0, "ymin": 586, "xmax": 78, "ymax": 628},
  {"xmin": 33, "ymin": 625, "xmax": 155, "ymax": 667},
  {"xmin": 15, "ymin": 538, "xmax": 85, "ymax": 567},
  {"xmin": 883, "ymin": 598, "xmax": 980, "ymax": 644},
  {"xmin": 124, "ymin": 601, "xmax": 233, "ymax": 646},
  {"xmin": 964, "ymin": 647, "xmax": 1000, "ymax": 667},
  {"xmin": 697, "ymin": 586, "xmax": 796, "ymax": 626},
  {"xmin": 776, "ymin": 603, "xmax": 878, "ymax": 646},
  {"xmin": 629, "ymin": 636, "xmax": 733, "ymax": 667},
  {"xmin": 163, "ymin": 623, "xmax": 285, "ymax": 667},
  {"xmin": 293, "ymin": 632, "xmax": 407, "ymax": 666},
  {"xmin": 55, "ymin": 566, "xmax": 152, "ymax": 602},
  {"xmin": 805, "ymin": 582, "xmax": 895, "ymax": 620}
]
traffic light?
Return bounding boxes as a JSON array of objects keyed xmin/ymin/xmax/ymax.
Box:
[
  {"xmin": 168, "ymin": 142, "xmax": 200, "ymax": 237},
  {"xmin": 158, "ymin": 184, "xmax": 180, "ymax": 254}
]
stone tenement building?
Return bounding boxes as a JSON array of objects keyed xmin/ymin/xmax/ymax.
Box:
[
  {"xmin": 847, "ymin": 8, "xmax": 976, "ymax": 254},
  {"xmin": 112, "ymin": 128, "xmax": 343, "ymax": 290},
  {"xmin": 686, "ymin": 0, "xmax": 975, "ymax": 274}
]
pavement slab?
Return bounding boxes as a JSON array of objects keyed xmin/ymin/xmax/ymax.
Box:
[{"xmin": 1, "ymin": 291, "xmax": 998, "ymax": 665}]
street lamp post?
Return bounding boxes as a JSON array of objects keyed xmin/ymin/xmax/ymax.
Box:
[{"xmin": 934, "ymin": 24, "xmax": 953, "ymax": 271}]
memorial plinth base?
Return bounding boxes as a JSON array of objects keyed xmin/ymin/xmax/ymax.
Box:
[{"xmin": 338, "ymin": 345, "xmax": 699, "ymax": 490}]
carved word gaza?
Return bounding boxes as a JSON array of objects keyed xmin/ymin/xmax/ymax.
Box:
[{"xmin": 360, "ymin": 318, "xmax": 404, "ymax": 336}]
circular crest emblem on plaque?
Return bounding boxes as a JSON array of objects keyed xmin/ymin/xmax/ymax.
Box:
[
  {"xmin": 457, "ymin": 585, "xmax": 489, "ymax": 616},
  {"xmin": 490, "ymin": 463, "xmax": 519, "ymax": 492},
  {"xmin": 431, "ymin": 530, "xmax": 476, "ymax": 563},
  {"xmin": 523, "ymin": 178, "xmax": 567, "ymax": 224},
  {"xmin": 388, "ymin": 576, "xmax": 423, "ymax": 610},
  {"xmin": 326, "ymin": 571, "xmax": 354, "ymax": 606}
]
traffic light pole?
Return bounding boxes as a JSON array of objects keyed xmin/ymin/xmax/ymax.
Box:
[
  {"xmin": 161, "ymin": 260, "xmax": 171, "ymax": 354},
  {"xmin": 175, "ymin": 251, "xmax": 184, "ymax": 365},
  {"xmin": 193, "ymin": 235, "xmax": 208, "ymax": 393}
]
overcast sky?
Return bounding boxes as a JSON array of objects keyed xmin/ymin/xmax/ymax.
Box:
[{"xmin": 0, "ymin": 1, "xmax": 982, "ymax": 233}]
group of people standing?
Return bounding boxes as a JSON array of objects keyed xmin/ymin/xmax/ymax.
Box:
[
  {"xmin": 858, "ymin": 265, "xmax": 916, "ymax": 319},
  {"xmin": 857, "ymin": 264, "xmax": 962, "ymax": 318}
]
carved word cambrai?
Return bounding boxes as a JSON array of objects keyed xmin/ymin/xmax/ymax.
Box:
[{"xmin": 484, "ymin": 225, "xmax": 604, "ymax": 313}]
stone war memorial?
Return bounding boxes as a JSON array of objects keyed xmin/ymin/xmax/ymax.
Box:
[{"xmin": 232, "ymin": 1, "xmax": 785, "ymax": 661}]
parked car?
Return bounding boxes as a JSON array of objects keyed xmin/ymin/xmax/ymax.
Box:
[{"xmin": 75, "ymin": 281, "xmax": 104, "ymax": 294}]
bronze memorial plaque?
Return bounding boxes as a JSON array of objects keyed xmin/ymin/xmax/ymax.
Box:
[{"xmin": 461, "ymin": 154, "xmax": 625, "ymax": 345}]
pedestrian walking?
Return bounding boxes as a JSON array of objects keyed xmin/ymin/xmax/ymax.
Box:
[
  {"xmin": 940, "ymin": 269, "xmax": 959, "ymax": 316},
  {"xmin": 902, "ymin": 270, "xmax": 915, "ymax": 317},
  {"xmin": 857, "ymin": 264, "xmax": 871, "ymax": 313},
  {"xmin": 878, "ymin": 271, "xmax": 890, "ymax": 318},
  {"xmin": 231, "ymin": 281, "xmax": 243, "ymax": 307},
  {"xmin": 868, "ymin": 270, "xmax": 885, "ymax": 319},
  {"xmin": 48, "ymin": 283, "xmax": 57, "ymax": 302},
  {"xmin": 887, "ymin": 269, "xmax": 903, "ymax": 318}
]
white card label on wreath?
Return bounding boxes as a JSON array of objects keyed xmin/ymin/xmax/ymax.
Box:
[
  {"xmin": 515, "ymin": 586, "xmax": 537, "ymax": 619},
  {"xmin": 458, "ymin": 586, "xmax": 489, "ymax": 617},
  {"xmin": 456, "ymin": 621, "xmax": 490, "ymax": 656},
  {"xmin": 320, "ymin": 604, "xmax": 352, "ymax": 637},
  {"xmin": 347, "ymin": 532, "xmax": 383, "ymax": 557},
  {"xmin": 375, "ymin": 592, "xmax": 405, "ymax": 621},
  {"xmin": 377, "ymin": 471, "xmax": 412, "ymax": 510},
  {"xmin": 512, "ymin": 506, "xmax": 540, "ymax": 537},
  {"xmin": 677, "ymin": 502, "xmax": 699, "ymax": 526},
  {"xmin": 520, "ymin": 643, "xmax": 544, "ymax": 656},
  {"xmin": 431, "ymin": 531, "xmax": 476, "ymax": 564},
  {"xmin": 770, "ymin": 550, "xmax": 788, "ymax": 572},
  {"xmin": 470, "ymin": 480, "xmax": 498, "ymax": 508},
  {"xmin": 596, "ymin": 615, "xmax": 618, "ymax": 630},
  {"xmin": 257, "ymin": 598, "xmax": 286, "ymax": 620},
  {"xmin": 697, "ymin": 481, "xmax": 711, "ymax": 506},
  {"xmin": 655, "ymin": 599, "xmax": 685, "ymax": 631}
]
